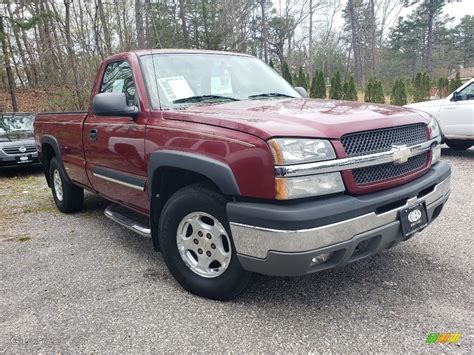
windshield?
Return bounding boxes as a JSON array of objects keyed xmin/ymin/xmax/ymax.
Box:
[
  {"xmin": 0, "ymin": 114, "xmax": 34, "ymax": 138},
  {"xmin": 140, "ymin": 53, "xmax": 299, "ymax": 109}
]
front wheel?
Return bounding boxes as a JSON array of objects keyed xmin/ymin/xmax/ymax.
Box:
[{"xmin": 158, "ymin": 184, "xmax": 252, "ymax": 300}]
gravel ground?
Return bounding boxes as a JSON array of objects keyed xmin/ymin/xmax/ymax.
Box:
[{"xmin": 0, "ymin": 148, "xmax": 473, "ymax": 353}]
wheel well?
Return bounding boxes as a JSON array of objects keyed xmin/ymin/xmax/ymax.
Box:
[
  {"xmin": 149, "ymin": 167, "xmax": 223, "ymax": 250},
  {"xmin": 41, "ymin": 143, "xmax": 56, "ymax": 186},
  {"xmin": 151, "ymin": 167, "xmax": 220, "ymax": 214}
]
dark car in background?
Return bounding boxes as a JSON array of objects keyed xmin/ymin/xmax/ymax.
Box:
[{"xmin": 0, "ymin": 113, "xmax": 39, "ymax": 168}]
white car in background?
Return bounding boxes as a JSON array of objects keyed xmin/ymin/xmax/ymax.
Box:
[{"xmin": 405, "ymin": 78, "xmax": 474, "ymax": 150}]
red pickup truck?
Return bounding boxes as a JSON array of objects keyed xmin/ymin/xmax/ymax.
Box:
[{"xmin": 34, "ymin": 49, "xmax": 451, "ymax": 300}]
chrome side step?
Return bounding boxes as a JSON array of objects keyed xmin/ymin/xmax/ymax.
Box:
[{"xmin": 104, "ymin": 204, "xmax": 151, "ymax": 237}]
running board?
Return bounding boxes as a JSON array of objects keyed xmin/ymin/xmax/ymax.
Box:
[{"xmin": 104, "ymin": 204, "xmax": 151, "ymax": 237}]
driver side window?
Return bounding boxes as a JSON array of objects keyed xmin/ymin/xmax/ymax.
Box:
[
  {"xmin": 100, "ymin": 61, "xmax": 137, "ymax": 106},
  {"xmin": 457, "ymin": 83, "xmax": 474, "ymax": 101}
]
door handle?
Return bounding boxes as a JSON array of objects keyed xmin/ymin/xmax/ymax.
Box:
[{"xmin": 89, "ymin": 128, "xmax": 98, "ymax": 141}]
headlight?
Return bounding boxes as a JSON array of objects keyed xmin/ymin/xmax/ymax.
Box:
[
  {"xmin": 428, "ymin": 118, "xmax": 441, "ymax": 142},
  {"xmin": 275, "ymin": 173, "xmax": 345, "ymax": 200},
  {"xmin": 428, "ymin": 118, "xmax": 441, "ymax": 164},
  {"xmin": 268, "ymin": 138, "xmax": 336, "ymax": 165}
]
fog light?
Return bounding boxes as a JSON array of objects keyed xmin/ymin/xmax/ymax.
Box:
[{"xmin": 311, "ymin": 252, "xmax": 332, "ymax": 266}]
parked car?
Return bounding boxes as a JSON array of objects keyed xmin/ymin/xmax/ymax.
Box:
[
  {"xmin": 34, "ymin": 50, "xmax": 451, "ymax": 300},
  {"xmin": 405, "ymin": 78, "xmax": 474, "ymax": 150},
  {"xmin": 0, "ymin": 113, "xmax": 39, "ymax": 167}
]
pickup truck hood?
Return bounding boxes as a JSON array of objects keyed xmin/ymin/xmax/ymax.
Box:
[{"xmin": 172, "ymin": 98, "xmax": 430, "ymax": 140}]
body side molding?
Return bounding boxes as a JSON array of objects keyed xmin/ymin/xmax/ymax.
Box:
[{"xmin": 92, "ymin": 166, "xmax": 146, "ymax": 191}]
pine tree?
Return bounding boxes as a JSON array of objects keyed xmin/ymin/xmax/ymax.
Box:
[
  {"xmin": 365, "ymin": 76, "xmax": 384, "ymax": 103},
  {"xmin": 390, "ymin": 79, "xmax": 407, "ymax": 106},
  {"xmin": 269, "ymin": 59, "xmax": 275, "ymax": 69},
  {"xmin": 449, "ymin": 72, "xmax": 462, "ymax": 93},
  {"xmin": 282, "ymin": 61, "xmax": 293, "ymax": 85},
  {"xmin": 342, "ymin": 81, "xmax": 349, "ymax": 100},
  {"xmin": 343, "ymin": 76, "xmax": 357, "ymax": 101},
  {"xmin": 399, "ymin": 80, "xmax": 407, "ymax": 105},
  {"xmin": 329, "ymin": 70, "xmax": 342, "ymax": 99},
  {"xmin": 317, "ymin": 71, "xmax": 326, "ymax": 99},
  {"xmin": 364, "ymin": 76, "xmax": 375, "ymax": 102},
  {"xmin": 295, "ymin": 66, "xmax": 307, "ymax": 88},
  {"xmin": 375, "ymin": 81, "xmax": 385, "ymax": 104},
  {"xmin": 310, "ymin": 71, "xmax": 318, "ymax": 98},
  {"xmin": 310, "ymin": 70, "xmax": 326, "ymax": 98},
  {"xmin": 413, "ymin": 72, "xmax": 431, "ymax": 102},
  {"xmin": 437, "ymin": 77, "xmax": 449, "ymax": 98}
]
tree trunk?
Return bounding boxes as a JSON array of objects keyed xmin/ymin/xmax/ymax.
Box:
[
  {"xmin": 308, "ymin": 0, "xmax": 314, "ymax": 86},
  {"xmin": 6, "ymin": 0, "xmax": 32, "ymax": 86},
  {"xmin": 136, "ymin": 0, "xmax": 145, "ymax": 48},
  {"xmin": 178, "ymin": 0, "xmax": 189, "ymax": 48},
  {"xmin": 347, "ymin": 0, "xmax": 363, "ymax": 86},
  {"xmin": 201, "ymin": 0, "xmax": 210, "ymax": 49},
  {"xmin": 259, "ymin": 0, "xmax": 268, "ymax": 63},
  {"xmin": 114, "ymin": 0, "xmax": 124, "ymax": 50},
  {"xmin": 425, "ymin": 12, "xmax": 434, "ymax": 74},
  {"xmin": 97, "ymin": 0, "xmax": 112, "ymax": 55},
  {"xmin": 64, "ymin": 0, "xmax": 82, "ymax": 109},
  {"xmin": 368, "ymin": 0, "xmax": 376, "ymax": 76},
  {"xmin": 0, "ymin": 15, "xmax": 18, "ymax": 111}
]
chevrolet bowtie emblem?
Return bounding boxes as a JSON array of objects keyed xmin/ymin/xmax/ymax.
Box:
[{"xmin": 392, "ymin": 144, "xmax": 411, "ymax": 164}]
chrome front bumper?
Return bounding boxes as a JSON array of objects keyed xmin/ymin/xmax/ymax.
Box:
[{"xmin": 229, "ymin": 167, "xmax": 451, "ymax": 276}]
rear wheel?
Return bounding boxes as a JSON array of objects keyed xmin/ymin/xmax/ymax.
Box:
[
  {"xmin": 49, "ymin": 157, "xmax": 84, "ymax": 213},
  {"xmin": 446, "ymin": 141, "xmax": 472, "ymax": 151},
  {"xmin": 158, "ymin": 183, "xmax": 252, "ymax": 300}
]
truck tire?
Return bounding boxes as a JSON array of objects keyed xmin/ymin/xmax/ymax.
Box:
[
  {"xmin": 446, "ymin": 141, "xmax": 472, "ymax": 151},
  {"xmin": 49, "ymin": 157, "xmax": 84, "ymax": 213},
  {"xmin": 158, "ymin": 183, "xmax": 252, "ymax": 300}
]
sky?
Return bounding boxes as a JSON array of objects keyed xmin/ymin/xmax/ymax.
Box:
[
  {"xmin": 316, "ymin": 0, "xmax": 474, "ymax": 31},
  {"xmin": 401, "ymin": 0, "xmax": 474, "ymax": 23}
]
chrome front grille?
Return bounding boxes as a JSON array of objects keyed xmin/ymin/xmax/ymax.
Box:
[
  {"xmin": 352, "ymin": 152, "xmax": 429, "ymax": 184},
  {"xmin": 341, "ymin": 124, "xmax": 429, "ymax": 186},
  {"xmin": 341, "ymin": 124, "xmax": 427, "ymax": 157},
  {"xmin": 1, "ymin": 144, "xmax": 36, "ymax": 155}
]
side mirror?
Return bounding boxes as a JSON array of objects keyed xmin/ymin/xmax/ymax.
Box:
[
  {"xmin": 450, "ymin": 91, "xmax": 459, "ymax": 102},
  {"xmin": 294, "ymin": 86, "xmax": 308, "ymax": 98},
  {"xmin": 92, "ymin": 93, "xmax": 139, "ymax": 117}
]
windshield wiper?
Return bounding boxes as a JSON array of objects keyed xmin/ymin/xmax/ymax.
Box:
[
  {"xmin": 248, "ymin": 93, "xmax": 295, "ymax": 99},
  {"xmin": 172, "ymin": 95, "xmax": 240, "ymax": 104}
]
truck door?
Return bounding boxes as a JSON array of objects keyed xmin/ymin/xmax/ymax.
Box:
[
  {"xmin": 439, "ymin": 82, "xmax": 474, "ymax": 139},
  {"xmin": 84, "ymin": 59, "xmax": 149, "ymax": 212}
]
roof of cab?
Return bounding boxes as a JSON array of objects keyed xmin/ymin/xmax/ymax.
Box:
[{"xmin": 132, "ymin": 48, "xmax": 253, "ymax": 57}]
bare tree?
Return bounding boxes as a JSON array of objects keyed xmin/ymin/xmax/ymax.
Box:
[{"xmin": 0, "ymin": 15, "xmax": 18, "ymax": 111}]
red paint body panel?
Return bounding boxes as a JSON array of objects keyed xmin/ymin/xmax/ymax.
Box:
[
  {"xmin": 145, "ymin": 114, "xmax": 276, "ymax": 200},
  {"xmin": 34, "ymin": 50, "xmax": 433, "ymax": 217},
  {"xmin": 168, "ymin": 99, "xmax": 431, "ymax": 140},
  {"xmin": 34, "ymin": 112, "xmax": 91, "ymax": 188}
]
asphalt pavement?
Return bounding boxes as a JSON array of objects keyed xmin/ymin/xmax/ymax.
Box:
[{"xmin": 0, "ymin": 148, "xmax": 472, "ymax": 352}]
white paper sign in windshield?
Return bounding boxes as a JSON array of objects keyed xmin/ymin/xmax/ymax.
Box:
[
  {"xmin": 210, "ymin": 69, "xmax": 233, "ymax": 95},
  {"xmin": 157, "ymin": 76, "xmax": 194, "ymax": 102}
]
